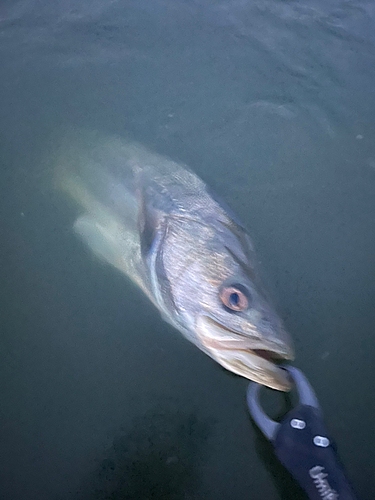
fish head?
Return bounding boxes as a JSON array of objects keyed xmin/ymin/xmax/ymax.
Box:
[
  {"xmin": 169, "ymin": 229, "xmax": 295, "ymax": 391},
  {"xmin": 195, "ymin": 274, "xmax": 294, "ymax": 391}
]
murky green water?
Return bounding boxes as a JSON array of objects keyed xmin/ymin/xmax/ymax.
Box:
[{"xmin": 1, "ymin": 1, "xmax": 375, "ymax": 499}]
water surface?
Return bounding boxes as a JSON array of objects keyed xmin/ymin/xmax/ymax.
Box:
[{"xmin": 1, "ymin": 1, "xmax": 375, "ymax": 499}]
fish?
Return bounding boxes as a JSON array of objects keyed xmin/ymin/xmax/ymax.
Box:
[{"xmin": 54, "ymin": 129, "xmax": 294, "ymax": 391}]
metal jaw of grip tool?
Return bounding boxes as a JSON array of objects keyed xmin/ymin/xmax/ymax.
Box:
[{"xmin": 247, "ymin": 366, "xmax": 359, "ymax": 500}]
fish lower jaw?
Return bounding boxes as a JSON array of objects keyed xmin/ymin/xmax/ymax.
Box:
[
  {"xmin": 210, "ymin": 349, "xmax": 292, "ymax": 391},
  {"xmin": 195, "ymin": 315, "xmax": 294, "ymax": 390}
]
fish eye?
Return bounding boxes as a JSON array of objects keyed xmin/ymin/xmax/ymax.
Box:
[{"xmin": 219, "ymin": 286, "xmax": 248, "ymax": 312}]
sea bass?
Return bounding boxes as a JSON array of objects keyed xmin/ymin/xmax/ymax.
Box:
[{"xmin": 55, "ymin": 130, "xmax": 294, "ymax": 391}]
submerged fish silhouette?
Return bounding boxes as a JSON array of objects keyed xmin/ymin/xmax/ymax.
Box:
[{"xmin": 55, "ymin": 130, "xmax": 294, "ymax": 390}]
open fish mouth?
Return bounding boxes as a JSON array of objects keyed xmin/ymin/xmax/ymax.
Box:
[{"xmin": 196, "ymin": 316, "xmax": 294, "ymax": 391}]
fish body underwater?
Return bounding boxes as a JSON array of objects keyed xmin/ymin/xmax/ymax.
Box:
[{"xmin": 55, "ymin": 130, "xmax": 294, "ymax": 391}]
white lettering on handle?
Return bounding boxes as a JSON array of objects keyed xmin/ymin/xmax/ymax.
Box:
[{"xmin": 309, "ymin": 465, "xmax": 339, "ymax": 500}]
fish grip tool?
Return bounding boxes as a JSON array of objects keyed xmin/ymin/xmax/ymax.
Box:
[{"xmin": 247, "ymin": 366, "xmax": 359, "ymax": 500}]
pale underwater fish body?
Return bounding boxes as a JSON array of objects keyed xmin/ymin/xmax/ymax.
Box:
[{"xmin": 55, "ymin": 130, "xmax": 294, "ymax": 391}]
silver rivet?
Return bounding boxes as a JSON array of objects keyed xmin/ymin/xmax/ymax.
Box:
[
  {"xmin": 313, "ymin": 435, "xmax": 330, "ymax": 447},
  {"xmin": 290, "ymin": 418, "xmax": 306, "ymax": 429}
]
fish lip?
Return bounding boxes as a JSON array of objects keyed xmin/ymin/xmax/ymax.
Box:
[
  {"xmin": 195, "ymin": 315, "xmax": 294, "ymax": 391},
  {"xmin": 197, "ymin": 315, "xmax": 294, "ymax": 359},
  {"xmin": 214, "ymin": 350, "xmax": 293, "ymax": 391}
]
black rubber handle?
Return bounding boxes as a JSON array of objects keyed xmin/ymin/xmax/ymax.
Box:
[{"xmin": 274, "ymin": 404, "xmax": 358, "ymax": 500}]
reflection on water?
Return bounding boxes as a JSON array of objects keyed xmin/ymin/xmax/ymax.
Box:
[{"xmin": 0, "ymin": 1, "xmax": 375, "ymax": 499}]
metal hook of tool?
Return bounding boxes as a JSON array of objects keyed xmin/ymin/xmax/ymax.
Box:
[
  {"xmin": 246, "ymin": 365, "xmax": 321, "ymax": 441},
  {"xmin": 246, "ymin": 366, "xmax": 359, "ymax": 500}
]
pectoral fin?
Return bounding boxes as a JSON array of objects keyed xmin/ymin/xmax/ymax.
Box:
[
  {"xmin": 73, "ymin": 214, "xmax": 154, "ymax": 302},
  {"xmin": 74, "ymin": 214, "xmax": 130, "ymax": 273}
]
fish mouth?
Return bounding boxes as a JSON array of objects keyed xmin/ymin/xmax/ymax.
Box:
[{"xmin": 196, "ymin": 316, "xmax": 294, "ymax": 391}]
